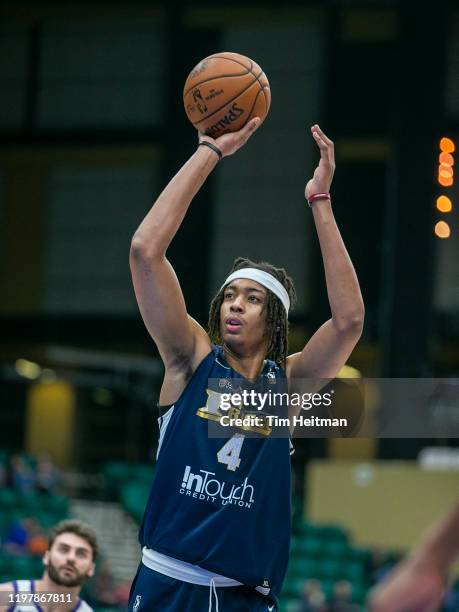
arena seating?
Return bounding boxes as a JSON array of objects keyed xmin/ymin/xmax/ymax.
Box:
[
  {"xmin": 101, "ymin": 460, "xmax": 154, "ymax": 523},
  {"xmin": 0, "ymin": 490, "xmax": 69, "ymax": 582},
  {"xmin": 280, "ymin": 520, "xmax": 372, "ymax": 609}
]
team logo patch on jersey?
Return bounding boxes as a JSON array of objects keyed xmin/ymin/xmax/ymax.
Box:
[
  {"xmin": 133, "ymin": 595, "xmax": 142, "ymax": 611},
  {"xmin": 179, "ymin": 464, "xmax": 255, "ymax": 508}
]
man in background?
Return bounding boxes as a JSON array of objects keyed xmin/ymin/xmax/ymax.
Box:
[{"xmin": 0, "ymin": 519, "xmax": 97, "ymax": 612}]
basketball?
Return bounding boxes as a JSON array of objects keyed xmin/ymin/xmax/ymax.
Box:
[{"xmin": 183, "ymin": 52, "xmax": 271, "ymax": 139}]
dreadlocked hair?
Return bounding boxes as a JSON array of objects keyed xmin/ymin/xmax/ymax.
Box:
[{"xmin": 208, "ymin": 257, "xmax": 297, "ymax": 367}]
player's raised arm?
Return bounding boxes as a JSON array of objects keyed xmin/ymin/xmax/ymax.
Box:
[
  {"xmin": 287, "ymin": 125, "xmax": 364, "ymax": 382},
  {"xmin": 129, "ymin": 118, "xmax": 260, "ymax": 377}
]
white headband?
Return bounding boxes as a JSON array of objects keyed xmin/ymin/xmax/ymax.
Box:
[{"xmin": 221, "ymin": 268, "xmax": 290, "ymax": 314}]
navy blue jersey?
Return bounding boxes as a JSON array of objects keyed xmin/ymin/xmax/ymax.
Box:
[
  {"xmin": 139, "ymin": 345, "xmax": 291, "ymax": 600},
  {"xmin": 129, "ymin": 563, "xmax": 279, "ymax": 611}
]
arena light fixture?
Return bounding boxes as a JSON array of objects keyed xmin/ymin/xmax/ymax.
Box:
[
  {"xmin": 438, "ymin": 138, "xmax": 454, "ymax": 187},
  {"xmin": 436, "ymin": 196, "xmax": 452, "ymax": 213},
  {"xmin": 439, "ymin": 137, "xmax": 455, "ymax": 153},
  {"xmin": 434, "ymin": 221, "xmax": 451, "ymax": 239},
  {"xmin": 435, "ymin": 137, "xmax": 455, "ymax": 237},
  {"xmin": 15, "ymin": 358, "xmax": 41, "ymax": 380}
]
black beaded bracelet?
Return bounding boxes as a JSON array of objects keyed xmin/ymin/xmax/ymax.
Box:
[{"xmin": 198, "ymin": 141, "xmax": 222, "ymax": 160}]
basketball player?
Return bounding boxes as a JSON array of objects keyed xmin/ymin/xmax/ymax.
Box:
[
  {"xmin": 128, "ymin": 120, "xmax": 364, "ymax": 611},
  {"xmin": 0, "ymin": 520, "xmax": 97, "ymax": 612},
  {"xmin": 369, "ymin": 497, "xmax": 459, "ymax": 611}
]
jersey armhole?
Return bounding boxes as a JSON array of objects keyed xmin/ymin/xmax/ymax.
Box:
[
  {"xmin": 158, "ymin": 403, "xmax": 173, "ymax": 417},
  {"xmin": 159, "ymin": 347, "xmax": 216, "ymax": 414}
]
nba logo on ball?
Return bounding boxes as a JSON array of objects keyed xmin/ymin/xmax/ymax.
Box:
[
  {"xmin": 192, "ymin": 88, "xmax": 208, "ymax": 114},
  {"xmin": 133, "ymin": 595, "xmax": 142, "ymax": 611}
]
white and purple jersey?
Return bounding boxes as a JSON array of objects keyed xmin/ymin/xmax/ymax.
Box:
[{"xmin": 6, "ymin": 579, "xmax": 92, "ymax": 612}]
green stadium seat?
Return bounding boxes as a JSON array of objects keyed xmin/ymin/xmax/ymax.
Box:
[
  {"xmin": 297, "ymin": 521, "xmax": 321, "ymax": 539},
  {"xmin": 0, "ymin": 553, "xmax": 12, "ymax": 573},
  {"xmin": 344, "ymin": 561, "xmax": 365, "ymax": 582},
  {"xmin": 281, "ymin": 576, "xmax": 307, "ymax": 598},
  {"xmin": 7, "ymin": 556, "xmax": 38, "ymax": 579},
  {"xmin": 0, "ymin": 488, "xmax": 19, "ymax": 509},
  {"xmin": 102, "ymin": 461, "xmax": 131, "ymax": 484},
  {"xmin": 42, "ymin": 494, "xmax": 69, "ymax": 515},
  {"xmin": 287, "ymin": 558, "xmax": 317, "ymax": 579},
  {"xmin": 102, "ymin": 461, "xmax": 136, "ymax": 502},
  {"xmin": 283, "ymin": 598, "xmax": 301, "ymax": 612},
  {"xmin": 319, "ymin": 579, "xmax": 335, "ymax": 600},
  {"xmin": 37, "ymin": 511, "xmax": 61, "ymax": 528},
  {"xmin": 29, "ymin": 556, "xmax": 44, "ymax": 576},
  {"xmin": 120, "ymin": 482, "xmax": 150, "ymax": 523},
  {"xmin": 131, "ymin": 463, "xmax": 155, "ymax": 484},
  {"xmin": 7, "ymin": 509, "xmax": 29, "ymax": 525},
  {"xmin": 17, "ymin": 491, "xmax": 43, "ymax": 512},
  {"xmin": 0, "ymin": 510, "xmax": 13, "ymax": 536},
  {"xmin": 299, "ymin": 537, "xmax": 322, "ymax": 557},
  {"xmin": 318, "ymin": 559, "xmax": 343, "ymax": 581},
  {"xmin": 319, "ymin": 524, "xmax": 349, "ymax": 543},
  {"xmin": 348, "ymin": 546, "xmax": 372, "ymax": 564},
  {"xmin": 289, "ymin": 538, "xmax": 303, "ymax": 558},
  {"xmin": 321, "ymin": 539, "xmax": 349, "ymax": 559}
]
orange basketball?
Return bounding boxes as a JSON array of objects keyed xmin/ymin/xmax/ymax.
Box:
[{"xmin": 183, "ymin": 52, "xmax": 271, "ymax": 139}]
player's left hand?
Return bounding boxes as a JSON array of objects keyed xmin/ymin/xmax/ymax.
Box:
[{"xmin": 305, "ymin": 124, "xmax": 335, "ymax": 201}]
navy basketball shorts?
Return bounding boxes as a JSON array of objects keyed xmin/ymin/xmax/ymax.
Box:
[{"xmin": 128, "ymin": 562, "xmax": 278, "ymax": 612}]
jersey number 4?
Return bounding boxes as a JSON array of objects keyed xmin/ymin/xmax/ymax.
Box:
[{"xmin": 217, "ymin": 434, "xmax": 245, "ymax": 471}]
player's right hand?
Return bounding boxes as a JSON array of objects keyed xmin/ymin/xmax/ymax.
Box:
[{"xmin": 199, "ymin": 117, "xmax": 260, "ymax": 158}]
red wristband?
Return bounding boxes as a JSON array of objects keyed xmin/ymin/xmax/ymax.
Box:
[{"xmin": 307, "ymin": 192, "xmax": 331, "ymax": 207}]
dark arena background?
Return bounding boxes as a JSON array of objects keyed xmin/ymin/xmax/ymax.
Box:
[{"xmin": 0, "ymin": 1, "xmax": 458, "ymax": 610}]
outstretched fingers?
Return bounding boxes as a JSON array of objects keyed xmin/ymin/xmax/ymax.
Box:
[
  {"xmin": 311, "ymin": 124, "xmax": 335, "ymax": 166},
  {"xmin": 313, "ymin": 124, "xmax": 333, "ymax": 145},
  {"xmin": 304, "ymin": 124, "xmax": 336, "ymax": 199}
]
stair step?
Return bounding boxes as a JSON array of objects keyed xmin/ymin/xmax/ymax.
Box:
[{"xmin": 70, "ymin": 498, "xmax": 140, "ymax": 582}]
